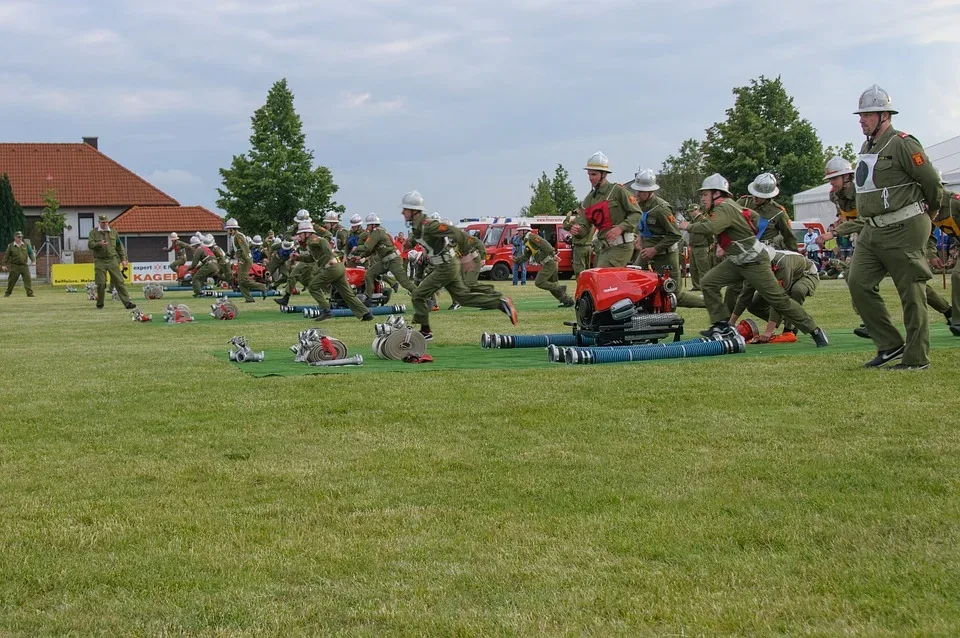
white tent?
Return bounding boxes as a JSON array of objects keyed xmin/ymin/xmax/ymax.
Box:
[{"xmin": 793, "ymin": 134, "xmax": 960, "ymax": 222}]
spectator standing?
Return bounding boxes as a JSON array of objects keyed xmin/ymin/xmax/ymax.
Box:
[
  {"xmin": 803, "ymin": 227, "xmax": 822, "ymax": 270},
  {"xmin": 511, "ymin": 231, "xmax": 527, "ymax": 285}
]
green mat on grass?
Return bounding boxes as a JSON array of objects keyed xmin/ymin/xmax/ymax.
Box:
[{"xmin": 216, "ymin": 325, "xmax": 960, "ymax": 376}]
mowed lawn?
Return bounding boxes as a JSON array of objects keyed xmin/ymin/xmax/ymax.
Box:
[{"xmin": 1, "ymin": 277, "xmax": 959, "ymax": 635}]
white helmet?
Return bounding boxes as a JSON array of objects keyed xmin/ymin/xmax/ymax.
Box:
[
  {"xmin": 281, "ymin": 239, "xmax": 295, "ymax": 250},
  {"xmin": 251, "ymin": 235, "xmax": 263, "ymax": 246},
  {"xmin": 296, "ymin": 221, "xmax": 315, "ymax": 234},
  {"xmin": 854, "ymin": 84, "xmax": 898, "ymax": 115},
  {"xmin": 295, "ymin": 209, "xmax": 311, "ymax": 222},
  {"xmin": 747, "ymin": 173, "xmax": 779, "ymax": 199},
  {"xmin": 429, "ymin": 212, "xmax": 441, "ymax": 220},
  {"xmin": 189, "ymin": 236, "xmax": 201, "ymax": 246},
  {"xmin": 323, "ymin": 211, "xmax": 339, "ymax": 223},
  {"xmin": 440, "ymin": 217, "xmax": 452, "ymax": 225},
  {"xmin": 516, "ymin": 221, "xmax": 532, "ymax": 233},
  {"xmin": 762, "ymin": 244, "xmax": 777, "ymax": 261},
  {"xmin": 193, "ymin": 231, "xmax": 203, "ymax": 242},
  {"xmin": 349, "ymin": 214, "xmax": 363, "ymax": 227},
  {"xmin": 824, "ymin": 156, "xmax": 855, "ymax": 181},
  {"xmin": 169, "ymin": 232, "xmax": 179, "ymax": 240},
  {"xmin": 584, "ymin": 151, "xmax": 611, "ymax": 173},
  {"xmin": 631, "ymin": 168, "xmax": 659, "ymax": 192},
  {"xmin": 202, "ymin": 234, "xmax": 216, "ymax": 247},
  {"xmin": 401, "ymin": 190, "xmax": 425, "ymax": 211},
  {"xmin": 224, "ymin": 218, "xmax": 240, "ymax": 230},
  {"xmin": 698, "ymin": 173, "xmax": 733, "ymax": 197},
  {"xmin": 365, "ymin": 213, "xmax": 381, "ymax": 225}
]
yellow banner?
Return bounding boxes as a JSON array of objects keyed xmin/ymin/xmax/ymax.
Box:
[{"xmin": 52, "ymin": 263, "xmax": 133, "ymax": 285}]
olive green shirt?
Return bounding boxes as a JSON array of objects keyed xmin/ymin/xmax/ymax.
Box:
[
  {"xmin": 2, "ymin": 242, "xmax": 33, "ymax": 266},
  {"xmin": 562, "ymin": 212, "xmax": 595, "ymax": 245},
  {"xmin": 517, "ymin": 232, "xmax": 556, "ymax": 264},
  {"xmin": 856, "ymin": 127, "xmax": 942, "ymax": 217},
  {"xmin": 577, "ymin": 180, "xmax": 642, "ymax": 235},
  {"xmin": 234, "ymin": 233, "xmax": 253, "ymax": 264},
  {"xmin": 304, "ymin": 235, "xmax": 336, "ymax": 265},
  {"xmin": 735, "ymin": 251, "xmax": 816, "ymax": 324},
  {"xmin": 638, "ymin": 196, "xmax": 682, "ymax": 254},
  {"xmin": 88, "ymin": 227, "xmax": 126, "ymax": 262},
  {"xmin": 739, "ymin": 198, "xmax": 794, "ymax": 248},
  {"xmin": 686, "ymin": 209, "xmax": 712, "ymax": 247},
  {"xmin": 687, "ymin": 199, "xmax": 762, "ymax": 261},
  {"xmin": 352, "ymin": 227, "xmax": 396, "ymax": 260}
]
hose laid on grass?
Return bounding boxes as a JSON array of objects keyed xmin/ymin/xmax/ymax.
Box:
[{"xmin": 558, "ymin": 338, "xmax": 744, "ymax": 364}]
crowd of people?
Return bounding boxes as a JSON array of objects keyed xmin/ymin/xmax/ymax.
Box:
[{"xmin": 4, "ymin": 84, "xmax": 957, "ymax": 369}]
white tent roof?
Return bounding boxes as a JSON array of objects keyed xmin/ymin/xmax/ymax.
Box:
[{"xmin": 793, "ymin": 134, "xmax": 960, "ymax": 221}]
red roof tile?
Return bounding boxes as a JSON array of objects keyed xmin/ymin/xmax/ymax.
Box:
[
  {"xmin": 111, "ymin": 206, "xmax": 224, "ymax": 233},
  {"xmin": 0, "ymin": 143, "xmax": 179, "ymax": 207}
]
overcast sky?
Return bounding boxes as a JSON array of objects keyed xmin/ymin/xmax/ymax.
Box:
[{"xmin": 2, "ymin": 0, "xmax": 959, "ymax": 233}]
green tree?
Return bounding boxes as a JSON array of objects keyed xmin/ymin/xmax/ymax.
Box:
[
  {"xmin": 35, "ymin": 189, "xmax": 69, "ymax": 239},
  {"xmin": 519, "ymin": 172, "xmax": 558, "ymax": 217},
  {"xmin": 658, "ymin": 138, "xmax": 706, "ymax": 210},
  {"xmin": 0, "ymin": 173, "xmax": 25, "ymax": 247},
  {"xmin": 824, "ymin": 142, "xmax": 857, "ymax": 165},
  {"xmin": 550, "ymin": 164, "xmax": 580, "ymax": 214},
  {"xmin": 702, "ymin": 76, "xmax": 823, "ymax": 216},
  {"xmin": 217, "ymin": 79, "xmax": 344, "ymax": 234}
]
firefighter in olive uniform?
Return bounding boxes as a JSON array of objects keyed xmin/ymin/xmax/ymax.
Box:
[
  {"xmin": 225, "ymin": 219, "xmax": 267, "ymax": 302},
  {"xmin": 88, "ymin": 214, "xmax": 136, "ymax": 309},
  {"xmin": 350, "ymin": 213, "xmax": 416, "ymax": 299},
  {"xmin": 742, "ymin": 173, "xmax": 797, "ymax": 249},
  {"xmin": 731, "ymin": 246, "xmax": 819, "ymax": 341},
  {"xmin": 563, "ymin": 209, "xmax": 594, "ymax": 277},
  {"xmin": 847, "ymin": 84, "xmax": 942, "ymax": 369},
  {"xmin": 686, "ymin": 203, "xmax": 712, "ymax": 290},
  {"xmin": 2, "ymin": 230, "xmax": 34, "ymax": 297},
  {"xmin": 569, "ymin": 152, "xmax": 642, "ymax": 267},
  {"xmin": 294, "ymin": 221, "xmax": 372, "ymax": 321},
  {"xmin": 630, "ymin": 168, "xmax": 705, "ymax": 308},
  {"xmin": 514, "ymin": 222, "xmax": 575, "ymax": 307},
  {"xmin": 400, "ymin": 190, "xmax": 517, "ymax": 340},
  {"xmin": 276, "ymin": 209, "xmax": 317, "ymax": 306},
  {"xmin": 188, "ymin": 234, "xmax": 221, "ymax": 296},
  {"xmin": 680, "ymin": 174, "xmax": 828, "ymax": 346},
  {"xmin": 165, "ymin": 232, "xmax": 190, "ymax": 272}
]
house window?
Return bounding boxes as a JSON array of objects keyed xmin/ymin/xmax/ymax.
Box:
[{"xmin": 78, "ymin": 214, "xmax": 94, "ymax": 241}]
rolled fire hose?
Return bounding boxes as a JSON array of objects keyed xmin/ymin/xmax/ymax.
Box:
[
  {"xmin": 372, "ymin": 328, "xmax": 427, "ymax": 360},
  {"xmin": 143, "ymin": 284, "xmax": 164, "ymax": 299},
  {"xmin": 309, "ymin": 354, "xmax": 364, "ymax": 367},
  {"xmin": 562, "ymin": 338, "xmax": 744, "ymax": 364},
  {"xmin": 306, "ymin": 338, "xmax": 348, "ymax": 362}
]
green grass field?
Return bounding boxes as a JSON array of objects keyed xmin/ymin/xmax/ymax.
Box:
[{"xmin": 2, "ymin": 278, "xmax": 959, "ymax": 635}]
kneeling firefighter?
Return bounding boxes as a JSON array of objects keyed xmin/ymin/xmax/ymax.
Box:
[{"xmin": 679, "ymin": 173, "xmax": 828, "ymax": 347}]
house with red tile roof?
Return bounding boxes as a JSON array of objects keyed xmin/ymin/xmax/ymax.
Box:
[{"xmin": 0, "ymin": 137, "xmax": 225, "ymax": 261}]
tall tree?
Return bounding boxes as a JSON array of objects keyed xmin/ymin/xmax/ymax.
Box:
[
  {"xmin": 520, "ymin": 172, "xmax": 558, "ymax": 217},
  {"xmin": 36, "ymin": 189, "xmax": 69, "ymax": 240},
  {"xmin": 658, "ymin": 138, "xmax": 706, "ymax": 210},
  {"xmin": 0, "ymin": 173, "xmax": 25, "ymax": 247},
  {"xmin": 550, "ymin": 164, "xmax": 580, "ymax": 214},
  {"xmin": 824, "ymin": 142, "xmax": 857, "ymax": 165},
  {"xmin": 702, "ymin": 76, "xmax": 823, "ymax": 215},
  {"xmin": 217, "ymin": 79, "xmax": 344, "ymax": 235}
]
